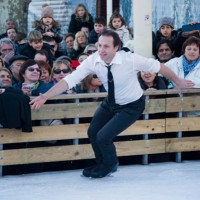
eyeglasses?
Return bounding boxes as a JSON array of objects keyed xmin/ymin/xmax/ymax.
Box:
[
  {"xmin": 53, "ymin": 68, "xmax": 71, "ymax": 74},
  {"xmin": 87, "ymin": 50, "xmax": 97, "ymax": 55},
  {"xmin": 27, "ymin": 67, "xmax": 41, "ymax": 73}
]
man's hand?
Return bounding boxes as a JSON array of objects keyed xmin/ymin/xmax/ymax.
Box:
[
  {"xmin": 175, "ymin": 78, "xmax": 195, "ymax": 89},
  {"xmin": 30, "ymin": 93, "xmax": 47, "ymax": 110}
]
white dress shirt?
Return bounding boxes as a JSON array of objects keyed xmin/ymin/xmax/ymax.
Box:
[{"xmin": 64, "ymin": 50, "xmax": 160, "ymax": 105}]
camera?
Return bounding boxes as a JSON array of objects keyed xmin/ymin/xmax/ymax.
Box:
[{"xmin": 27, "ymin": 83, "xmax": 35, "ymax": 90}]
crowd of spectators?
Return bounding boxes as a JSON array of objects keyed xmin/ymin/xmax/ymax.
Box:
[{"xmin": 0, "ymin": 2, "xmax": 200, "ymax": 111}]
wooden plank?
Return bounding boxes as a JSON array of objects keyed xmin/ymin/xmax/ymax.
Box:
[
  {"xmin": 31, "ymin": 102, "xmax": 100, "ymax": 120},
  {"xmin": 166, "ymin": 96, "xmax": 200, "ymax": 113},
  {"xmin": 166, "ymin": 88, "xmax": 200, "ymax": 95},
  {"xmin": 143, "ymin": 98, "xmax": 166, "ymax": 114},
  {"xmin": 166, "ymin": 137, "xmax": 200, "ymax": 152},
  {"xmin": 30, "ymin": 93, "xmax": 107, "ymax": 100},
  {"xmin": 0, "ymin": 119, "xmax": 165, "ymax": 144},
  {"xmin": 116, "ymin": 139, "xmax": 166, "ymax": 156},
  {"xmin": 0, "ymin": 139, "xmax": 166, "ymax": 166},
  {"xmin": 166, "ymin": 117, "xmax": 200, "ymax": 132},
  {"xmin": 121, "ymin": 119, "xmax": 165, "ymax": 135},
  {"xmin": 31, "ymin": 97, "xmax": 166, "ymax": 120}
]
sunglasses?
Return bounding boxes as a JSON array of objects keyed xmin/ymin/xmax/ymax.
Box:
[
  {"xmin": 53, "ymin": 68, "xmax": 71, "ymax": 74},
  {"xmin": 27, "ymin": 67, "xmax": 41, "ymax": 73},
  {"xmin": 87, "ymin": 50, "xmax": 97, "ymax": 55}
]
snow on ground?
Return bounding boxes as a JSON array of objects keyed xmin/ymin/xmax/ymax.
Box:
[{"xmin": 0, "ymin": 161, "xmax": 200, "ymax": 200}]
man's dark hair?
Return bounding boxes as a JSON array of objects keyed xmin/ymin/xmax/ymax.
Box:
[
  {"xmin": 94, "ymin": 16, "xmax": 106, "ymax": 26},
  {"xmin": 99, "ymin": 30, "xmax": 121, "ymax": 50},
  {"xmin": 64, "ymin": 33, "xmax": 75, "ymax": 41},
  {"xmin": 155, "ymin": 39, "xmax": 175, "ymax": 54}
]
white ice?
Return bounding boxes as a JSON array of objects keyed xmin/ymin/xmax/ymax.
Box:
[{"xmin": 0, "ymin": 161, "xmax": 200, "ymax": 200}]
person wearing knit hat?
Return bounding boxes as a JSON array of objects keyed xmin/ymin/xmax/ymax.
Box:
[
  {"xmin": 41, "ymin": 4, "xmax": 54, "ymax": 19},
  {"xmin": 158, "ymin": 16, "xmax": 175, "ymax": 39},
  {"xmin": 159, "ymin": 17, "xmax": 174, "ymax": 30},
  {"xmin": 32, "ymin": 4, "xmax": 62, "ymax": 43},
  {"xmin": 153, "ymin": 16, "xmax": 186, "ymax": 57}
]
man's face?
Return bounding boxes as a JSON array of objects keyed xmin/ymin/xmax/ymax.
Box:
[
  {"xmin": 10, "ymin": 59, "xmax": 26, "ymax": 78},
  {"xmin": 98, "ymin": 35, "xmax": 118, "ymax": 64},
  {"xmin": 157, "ymin": 43, "xmax": 174, "ymax": 62},
  {"xmin": 0, "ymin": 70, "xmax": 12, "ymax": 87},
  {"xmin": 0, "ymin": 42, "xmax": 14, "ymax": 58},
  {"xmin": 6, "ymin": 20, "xmax": 16, "ymax": 29},
  {"xmin": 29, "ymin": 41, "xmax": 43, "ymax": 51}
]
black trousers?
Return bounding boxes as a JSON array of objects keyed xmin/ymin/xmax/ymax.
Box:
[{"xmin": 87, "ymin": 96, "xmax": 145, "ymax": 165}]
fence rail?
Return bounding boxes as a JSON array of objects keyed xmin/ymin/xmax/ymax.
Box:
[{"xmin": 1, "ymin": 89, "xmax": 200, "ymax": 176}]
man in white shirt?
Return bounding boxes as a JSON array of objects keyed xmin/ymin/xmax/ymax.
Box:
[{"xmin": 30, "ymin": 30, "xmax": 194, "ymax": 178}]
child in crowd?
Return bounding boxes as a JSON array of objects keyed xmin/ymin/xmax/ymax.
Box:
[
  {"xmin": 68, "ymin": 3, "xmax": 94, "ymax": 35},
  {"xmin": 108, "ymin": 12, "xmax": 131, "ymax": 46},
  {"xmin": 6, "ymin": 28, "xmax": 17, "ymax": 42},
  {"xmin": 153, "ymin": 16, "xmax": 185, "ymax": 57},
  {"xmin": 32, "ymin": 4, "xmax": 62, "ymax": 43},
  {"xmin": 18, "ymin": 30, "xmax": 53, "ymax": 67},
  {"xmin": 88, "ymin": 16, "xmax": 107, "ymax": 44}
]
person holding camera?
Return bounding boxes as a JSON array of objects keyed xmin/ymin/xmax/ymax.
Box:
[{"xmin": 13, "ymin": 59, "xmax": 50, "ymax": 96}]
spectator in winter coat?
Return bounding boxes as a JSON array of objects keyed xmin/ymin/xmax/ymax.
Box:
[
  {"xmin": 153, "ymin": 16, "xmax": 186, "ymax": 57},
  {"xmin": 9, "ymin": 54, "xmax": 29, "ymax": 85},
  {"xmin": 32, "ymin": 4, "xmax": 62, "ymax": 43},
  {"xmin": 0, "ymin": 19, "xmax": 17, "ymax": 40},
  {"xmin": 165, "ymin": 36, "xmax": 200, "ymax": 88},
  {"xmin": 88, "ymin": 16, "xmax": 107, "ymax": 44},
  {"xmin": 13, "ymin": 59, "xmax": 50, "ymax": 96},
  {"xmin": 0, "ymin": 38, "xmax": 15, "ymax": 68},
  {"xmin": 73, "ymin": 31, "xmax": 88, "ymax": 58},
  {"xmin": 68, "ymin": 4, "xmax": 94, "ymax": 35},
  {"xmin": 155, "ymin": 39, "xmax": 175, "ymax": 63},
  {"xmin": 108, "ymin": 12, "xmax": 131, "ymax": 46},
  {"xmin": 0, "ymin": 67, "xmax": 12, "ymax": 87},
  {"xmin": 18, "ymin": 30, "xmax": 54, "ymax": 67}
]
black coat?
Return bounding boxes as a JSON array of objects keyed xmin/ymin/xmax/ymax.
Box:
[
  {"xmin": 153, "ymin": 30, "xmax": 186, "ymax": 57},
  {"xmin": 138, "ymin": 75, "xmax": 167, "ymax": 91},
  {"xmin": 0, "ymin": 87, "xmax": 32, "ymax": 132},
  {"xmin": 18, "ymin": 43, "xmax": 54, "ymax": 67},
  {"xmin": 88, "ymin": 30, "xmax": 98, "ymax": 44},
  {"xmin": 68, "ymin": 14, "xmax": 94, "ymax": 34}
]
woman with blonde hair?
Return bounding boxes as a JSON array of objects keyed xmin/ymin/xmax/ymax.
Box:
[
  {"xmin": 74, "ymin": 31, "xmax": 88, "ymax": 58},
  {"xmin": 68, "ymin": 3, "xmax": 94, "ymax": 35}
]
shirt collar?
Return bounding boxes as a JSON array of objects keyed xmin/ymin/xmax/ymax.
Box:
[{"xmin": 94, "ymin": 51, "xmax": 123, "ymax": 66}]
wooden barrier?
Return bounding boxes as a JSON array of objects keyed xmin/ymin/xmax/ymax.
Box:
[{"xmin": 1, "ymin": 89, "xmax": 200, "ymax": 176}]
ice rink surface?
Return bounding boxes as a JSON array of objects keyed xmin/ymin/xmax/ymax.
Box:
[{"xmin": 0, "ymin": 161, "xmax": 200, "ymax": 200}]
